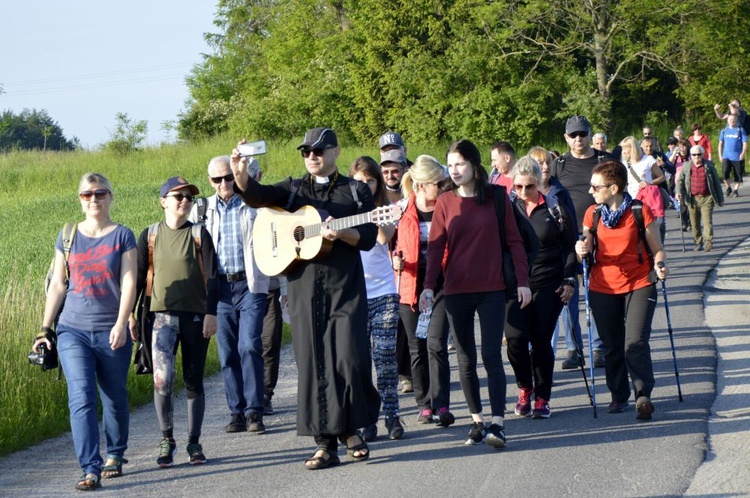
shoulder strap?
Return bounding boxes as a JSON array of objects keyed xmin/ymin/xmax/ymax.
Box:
[
  {"xmin": 194, "ymin": 197, "xmax": 208, "ymax": 223},
  {"xmin": 146, "ymin": 222, "xmax": 159, "ymax": 297},
  {"xmin": 554, "ymin": 155, "xmax": 566, "ymax": 176},
  {"xmin": 625, "ymin": 162, "xmax": 643, "ymax": 183},
  {"xmin": 284, "ymin": 179, "xmax": 304, "ymax": 211},
  {"xmin": 597, "ymin": 152, "xmax": 606, "ymax": 164},
  {"xmin": 631, "ymin": 200, "xmax": 651, "ymax": 264},
  {"xmin": 492, "ymin": 185, "xmax": 508, "ymax": 244},
  {"xmin": 348, "ymin": 179, "xmax": 362, "ymax": 209},
  {"xmin": 589, "ymin": 205, "xmax": 603, "ymax": 263},
  {"xmin": 61, "ymin": 222, "xmax": 78, "ymax": 281},
  {"xmin": 192, "ymin": 224, "xmax": 206, "ymax": 285}
]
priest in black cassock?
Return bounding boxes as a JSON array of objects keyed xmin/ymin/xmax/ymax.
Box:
[{"xmin": 230, "ymin": 127, "xmax": 380, "ymax": 470}]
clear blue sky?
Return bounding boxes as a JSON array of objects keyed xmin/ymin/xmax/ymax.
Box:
[{"xmin": 0, "ymin": 1, "xmax": 217, "ymax": 149}]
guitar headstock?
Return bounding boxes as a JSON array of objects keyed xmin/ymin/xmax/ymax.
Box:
[{"xmin": 371, "ymin": 204, "xmax": 402, "ymax": 226}]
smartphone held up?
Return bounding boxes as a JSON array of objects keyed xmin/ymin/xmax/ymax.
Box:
[{"xmin": 239, "ymin": 140, "xmax": 268, "ymax": 157}]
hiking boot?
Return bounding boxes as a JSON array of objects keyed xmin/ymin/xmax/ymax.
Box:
[
  {"xmin": 608, "ymin": 400, "xmax": 630, "ymax": 413},
  {"xmin": 435, "ymin": 407, "xmax": 455, "ymax": 427},
  {"xmin": 532, "ymin": 397, "xmax": 551, "ymax": 419},
  {"xmin": 417, "ymin": 408, "xmax": 434, "ymax": 424},
  {"xmin": 264, "ymin": 396, "xmax": 274, "ymax": 415},
  {"xmin": 636, "ymin": 396, "xmax": 655, "ymax": 421},
  {"xmin": 385, "ymin": 415, "xmax": 404, "ymax": 440},
  {"xmin": 465, "ymin": 422, "xmax": 487, "ymax": 445},
  {"xmin": 156, "ymin": 438, "xmax": 177, "ymax": 468},
  {"xmin": 562, "ymin": 350, "xmax": 582, "ymax": 370},
  {"xmin": 593, "ymin": 349, "xmax": 606, "ymax": 368},
  {"xmin": 225, "ymin": 413, "xmax": 246, "ymax": 433},
  {"xmin": 515, "ymin": 387, "xmax": 533, "ymax": 417},
  {"xmin": 485, "ymin": 424, "xmax": 506, "ymax": 449},
  {"xmin": 705, "ymin": 241, "xmax": 713, "ymax": 252},
  {"xmin": 187, "ymin": 443, "xmax": 206, "ymax": 465},
  {"xmin": 361, "ymin": 423, "xmax": 378, "ymax": 442},
  {"xmin": 247, "ymin": 412, "xmax": 266, "ymax": 434},
  {"xmin": 399, "ymin": 378, "xmax": 413, "ymax": 393}
]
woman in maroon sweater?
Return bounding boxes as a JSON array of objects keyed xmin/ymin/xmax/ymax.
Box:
[{"xmin": 419, "ymin": 140, "xmax": 531, "ymax": 448}]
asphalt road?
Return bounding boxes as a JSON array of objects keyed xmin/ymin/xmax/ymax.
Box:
[{"xmin": 3, "ymin": 195, "xmax": 750, "ymax": 497}]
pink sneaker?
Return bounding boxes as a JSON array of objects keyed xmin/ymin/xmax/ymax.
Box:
[{"xmin": 515, "ymin": 387, "xmax": 533, "ymax": 417}]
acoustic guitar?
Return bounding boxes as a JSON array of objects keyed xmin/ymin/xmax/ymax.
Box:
[{"xmin": 253, "ymin": 204, "xmax": 402, "ymax": 276}]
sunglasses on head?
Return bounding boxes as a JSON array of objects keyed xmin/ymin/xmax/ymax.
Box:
[
  {"xmin": 210, "ymin": 174, "xmax": 234, "ymax": 184},
  {"xmin": 79, "ymin": 189, "xmax": 109, "ymax": 201},
  {"xmin": 513, "ymin": 183, "xmax": 537, "ymax": 191},
  {"xmin": 166, "ymin": 193, "xmax": 195, "ymax": 203},
  {"xmin": 568, "ymin": 131, "xmax": 589, "ymax": 139}
]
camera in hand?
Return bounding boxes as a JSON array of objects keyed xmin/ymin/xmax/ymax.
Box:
[{"xmin": 27, "ymin": 343, "xmax": 59, "ymax": 371}]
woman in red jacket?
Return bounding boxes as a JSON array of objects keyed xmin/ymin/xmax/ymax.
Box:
[
  {"xmin": 393, "ymin": 155, "xmax": 455, "ymax": 427},
  {"xmin": 419, "ymin": 140, "xmax": 531, "ymax": 448}
]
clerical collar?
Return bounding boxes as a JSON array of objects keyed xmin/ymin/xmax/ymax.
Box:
[{"xmin": 314, "ymin": 175, "xmax": 330, "ymax": 184}]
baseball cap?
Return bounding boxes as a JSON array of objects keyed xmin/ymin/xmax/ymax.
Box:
[
  {"xmin": 160, "ymin": 176, "xmax": 199, "ymax": 197},
  {"xmin": 379, "ymin": 131, "xmax": 405, "ymax": 149},
  {"xmin": 380, "ymin": 149, "xmax": 406, "ymax": 166},
  {"xmin": 565, "ymin": 116, "xmax": 591, "ymax": 135},
  {"xmin": 297, "ymin": 127, "xmax": 338, "ymax": 150}
]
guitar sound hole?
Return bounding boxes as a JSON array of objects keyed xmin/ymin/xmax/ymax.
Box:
[{"xmin": 293, "ymin": 226, "xmax": 305, "ymax": 242}]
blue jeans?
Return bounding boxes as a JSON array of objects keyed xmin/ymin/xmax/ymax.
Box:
[
  {"xmin": 57, "ymin": 323, "xmax": 131, "ymax": 476},
  {"xmin": 216, "ymin": 278, "xmax": 268, "ymax": 416}
]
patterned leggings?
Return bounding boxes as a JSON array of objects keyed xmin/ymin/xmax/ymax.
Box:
[{"xmin": 366, "ymin": 294, "xmax": 400, "ymax": 417}]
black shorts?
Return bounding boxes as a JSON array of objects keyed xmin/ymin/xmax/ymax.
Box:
[{"xmin": 722, "ymin": 159, "xmax": 744, "ymax": 182}]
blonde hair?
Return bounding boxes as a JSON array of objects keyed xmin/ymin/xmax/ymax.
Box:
[
  {"xmin": 527, "ymin": 146, "xmax": 552, "ymax": 166},
  {"xmin": 619, "ymin": 136, "xmax": 643, "ymax": 163},
  {"xmin": 78, "ymin": 172, "xmax": 113, "ymax": 197},
  {"xmin": 401, "ymin": 155, "xmax": 446, "ymax": 197}
]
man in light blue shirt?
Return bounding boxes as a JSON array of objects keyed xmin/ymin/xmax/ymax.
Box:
[{"xmin": 190, "ymin": 156, "xmax": 270, "ymax": 434}]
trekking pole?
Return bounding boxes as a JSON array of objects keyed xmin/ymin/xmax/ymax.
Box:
[
  {"xmin": 657, "ymin": 261, "xmax": 684, "ymax": 402},
  {"xmin": 581, "ymin": 250, "xmax": 598, "ymax": 418},
  {"xmin": 570, "ymin": 283, "xmax": 594, "ymax": 413},
  {"xmin": 396, "ymin": 250, "xmax": 403, "ymax": 294}
]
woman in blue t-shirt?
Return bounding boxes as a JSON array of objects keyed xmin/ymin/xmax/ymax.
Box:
[{"xmin": 34, "ymin": 173, "xmax": 137, "ymax": 491}]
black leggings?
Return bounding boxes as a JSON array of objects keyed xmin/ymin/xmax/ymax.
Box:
[
  {"xmin": 400, "ymin": 288, "xmax": 450, "ymax": 412},
  {"xmin": 589, "ymin": 285, "xmax": 657, "ymax": 402},
  {"xmin": 445, "ymin": 291, "xmax": 506, "ymax": 417},
  {"xmin": 505, "ymin": 285, "xmax": 564, "ymax": 401}
]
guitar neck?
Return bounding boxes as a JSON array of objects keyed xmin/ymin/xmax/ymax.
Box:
[{"xmin": 306, "ymin": 212, "xmax": 373, "ymax": 238}]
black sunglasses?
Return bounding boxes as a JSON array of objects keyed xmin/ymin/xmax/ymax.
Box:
[
  {"xmin": 210, "ymin": 174, "xmax": 234, "ymax": 184},
  {"xmin": 568, "ymin": 131, "xmax": 589, "ymax": 139},
  {"xmin": 166, "ymin": 193, "xmax": 195, "ymax": 202},
  {"xmin": 300, "ymin": 147, "xmax": 332, "ymax": 158},
  {"xmin": 79, "ymin": 189, "xmax": 109, "ymax": 201}
]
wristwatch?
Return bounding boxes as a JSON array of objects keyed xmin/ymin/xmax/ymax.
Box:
[{"xmin": 563, "ymin": 278, "xmax": 576, "ymax": 287}]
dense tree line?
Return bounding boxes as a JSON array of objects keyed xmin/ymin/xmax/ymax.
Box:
[
  {"xmin": 0, "ymin": 109, "xmax": 78, "ymax": 152},
  {"xmin": 181, "ymin": 0, "xmax": 750, "ymax": 148}
]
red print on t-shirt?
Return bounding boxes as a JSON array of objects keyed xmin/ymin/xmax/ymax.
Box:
[{"xmin": 68, "ymin": 243, "xmax": 121, "ymax": 298}]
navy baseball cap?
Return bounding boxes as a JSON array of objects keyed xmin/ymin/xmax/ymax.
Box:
[{"xmin": 160, "ymin": 176, "xmax": 199, "ymax": 197}]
